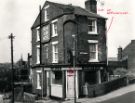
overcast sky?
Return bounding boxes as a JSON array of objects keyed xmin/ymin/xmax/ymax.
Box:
[{"xmin": 0, "ymin": 0, "xmax": 135, "ymax": 63}]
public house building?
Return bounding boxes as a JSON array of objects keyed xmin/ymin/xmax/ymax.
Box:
[{"xmin": 31, "ymin": 0, "xmax": 108, "ymax": 99}]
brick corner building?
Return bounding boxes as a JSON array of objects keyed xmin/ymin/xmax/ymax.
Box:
[{"xmin": 30, "ymin": 0, "xmax": 108, "ymax": 99}]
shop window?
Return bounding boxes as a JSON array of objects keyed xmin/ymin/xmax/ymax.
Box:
[
  {"xmin": 85, "ymin": 71, "xmax": 96, "ymax": 85},
  {"xmin": 52, "ymin": 71, "xmax": 62, "ymax": 85}
]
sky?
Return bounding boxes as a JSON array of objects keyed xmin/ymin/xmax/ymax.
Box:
[{"xmin": 0, "ymin": 0, "xmax": 135, "ymax": 63}]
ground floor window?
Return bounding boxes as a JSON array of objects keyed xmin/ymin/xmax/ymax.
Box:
[
  {"xmin": 52, "ymin": 71, "xmax": 62, "ymax": 85},
  {"xmin": 36, "ymin": 71, "xmax": 42, "ymax": 89},
  {"xmin": 84, "ymin": 71, "xmax": 97, "ymax": 85}
]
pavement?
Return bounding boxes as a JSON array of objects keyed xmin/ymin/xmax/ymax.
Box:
[{"xmin": 36, "ymin": 83, "xmax": 135, "ymax": 103}]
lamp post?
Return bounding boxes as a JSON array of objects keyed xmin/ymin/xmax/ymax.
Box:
[{"xmin": 72, "ymin": 34, "xmax": 76, "ymax": 103}]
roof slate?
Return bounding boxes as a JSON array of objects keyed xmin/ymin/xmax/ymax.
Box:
[
  {"xmin": 46, "ymin": 1, "xmax": 105, "ymax": 18},
  {"xmin": 32, "ymin": 1, "xmax": 106, "ymax": 28}
]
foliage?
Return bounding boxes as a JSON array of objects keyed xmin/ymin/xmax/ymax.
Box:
[
  {"xmin": 0, "ymin": 63, "xmax": 12, "ymax": 92},
  {"xmin": 113, "ymin": 68, "xmax": 128, "ymax": 77}
]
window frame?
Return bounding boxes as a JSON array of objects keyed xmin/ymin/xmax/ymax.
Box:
[
  {"xmin": 88, "ymin": 18, "xmax": 97, "ymax": 34},
  {"xmin": 52, "ymin": 41, "xmax": 58, "ymax": 63},
  {"xmin": 44, "ymin": 44, "xmax": 49, "ymax": 59},
  {"xmin": 36, "ymin": 45, "xmax": 40, "ymax": 64},
  {"xmin": 36, "ymin": 70, "xmax": 42, "ymax": 89},
  {"xmin": 44, "ymin": 5, "xmax": 50, "ymax": 22},
  {"xmin": 88, "ymin": 40, "xmax": 98, "ymax": 62},
  {"xmin": 36, "ymin": 27, "xmax": 40, "ymax": 42},
  {"xmin": 51, "ymin": 71, "xmax": 62, "ymax": 85},
  {"xmin": 52, "ymin": 19, "xmax": 58, "ymax": 37}
]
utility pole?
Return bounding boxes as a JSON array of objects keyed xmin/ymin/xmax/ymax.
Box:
[
  {"xmin": 8, "ymin": 33, "xmax": 15, "ymax": 103},
  {"xmin": 72, "ymin": 34, "xmax": 76, "ymax": 103},
  {"xmin": 39, "ymin": 5, "xmax": 44, "ymax": 99}
]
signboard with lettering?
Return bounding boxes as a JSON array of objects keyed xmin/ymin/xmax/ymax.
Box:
[{"xmin": 42, "ymin": 25, "xmax": 50, "ymax": 43}]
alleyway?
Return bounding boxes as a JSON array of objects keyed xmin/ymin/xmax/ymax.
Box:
[{"xmin": 36, "ymin": 83, "xmax": 135, "ymax": 103}]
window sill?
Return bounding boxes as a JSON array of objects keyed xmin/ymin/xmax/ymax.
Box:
[
  {"xmin": 88, "ymin": 32, "xmax": 98, "ymax": 35},
  {"xmin": 52, "ymin": 34, "xmax": 58, "ymax": 37},
  {"xmin": 36, "ymin": 87, "xmax": 41, "ymax": 90},
  {"xmin": 52, "ymin": 61, "xmax": 58, "ymax": 64},
  {"xmin": 88, "ymin": 59, "xmax": 99, "ymax": 62}
]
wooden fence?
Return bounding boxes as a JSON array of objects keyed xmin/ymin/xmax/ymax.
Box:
[{"xmin": 83, "ymin": 77, "xmax": 128, "ymax": 97}]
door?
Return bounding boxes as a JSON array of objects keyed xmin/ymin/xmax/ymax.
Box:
[
  {"xmin": 66, "ymin": 70, "xmax": 78, "ymax": 99},
  {"xmin": 67, "ymin": 74, "xmax": 74, "ymax": 98}
]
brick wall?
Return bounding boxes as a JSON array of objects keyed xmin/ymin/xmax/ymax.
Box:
[
  {"xmin": 122, "ymin": 40, "xmax": 135, "ymax": 71},
  {"xmin": 76, "ymin": 16, "xmax": 107, "ymax": 64}
]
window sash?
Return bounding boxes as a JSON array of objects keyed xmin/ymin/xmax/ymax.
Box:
[
  {"xmin": 52, "ymin": 21, "xmax": 58, "ymax": 37},
  {"xmin": 52, "ymin": 71, "xmax": 62, "ymax": 84},
  {"xmin": 37, "ymin": 72, "xmax": 41, "ymax": 89},
  {"xmin": 44, "ymin": 5, "xmax": 49, "ymax": 21},
  {"xmin": 36, "ymin": 46, "xmax": 40, "ymax": 64},
  {"xmin": 36, "ymin": 28, "xmax": 40, "ymax": 42},
  {"xmin": 52, "ymin": 43, "xmax": 58, "ymax": 63},
  {"xmin": 88, "ymin": 19, "xmax": 97, "ymax": 33},
  {"xmin": 89, "ymin": 43, "xmax": 98, "ymax": 61},
  {"xmin": 45, "ymin": 46, "xmax": 48, "ymax": 59}
]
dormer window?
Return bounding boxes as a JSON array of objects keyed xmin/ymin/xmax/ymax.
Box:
[
  {"xmin": 88, "ymin": 18, "xmax": 97, "ymax": 34},
  {"xmin": 44, "ymin": 5, "xmax": 50, "ymax": 21}
]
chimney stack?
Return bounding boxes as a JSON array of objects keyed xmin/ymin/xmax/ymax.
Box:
[
  {"xmin": 85, "ymin": 0, "xmax": 97, "ymax": 13},
  {"xmin": 117, "ymin": 46, "xmax": 123, "ymax": 61}
]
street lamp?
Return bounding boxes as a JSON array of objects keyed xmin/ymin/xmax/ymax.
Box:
[{"xmin": 72, "ymin": 34, "xmax": 76, "ymax": 103}]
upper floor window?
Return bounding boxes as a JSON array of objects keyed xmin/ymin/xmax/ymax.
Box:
[
  {"xmin": 36, "ymin": 27, "xmax": 40, "ymax": 42},
  {"xmin": 44, "ymin": 45, "xmax": 48, "ymax": 59},
  {"xmin": 52, "ymin": 41, "xmax": 58, "ymax": 63},
  {"xmin": 44, "ymin": 5, "xmax": 50, "ymax": 21},
  {"xmin": 88, "ymin": 40, "xmax": 98, "ymax": 62},
  {"xmin": 88, "ymin": 19, "xmax": 97, "ymax": 34},
  {"xmin": 36, "ymin": 45, "xmax": 40, "ymax": 64},
  {"xmin": 52, "ymin": 19, "xmax": 58, "ymax": 37}
]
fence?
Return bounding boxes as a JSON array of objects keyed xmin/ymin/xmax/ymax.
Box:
[{"xmin": 83, "ymin": 76, "xmax": 128, "ymax": 97}]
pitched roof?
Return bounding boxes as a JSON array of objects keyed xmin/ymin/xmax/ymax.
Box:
[
  {"xmin": 32, "ymin": 1, "xmax": 106, "ymax": 28},
  {"xmin": 46, "ymin": 1, "xmax": 105, "ymax": 18}
]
